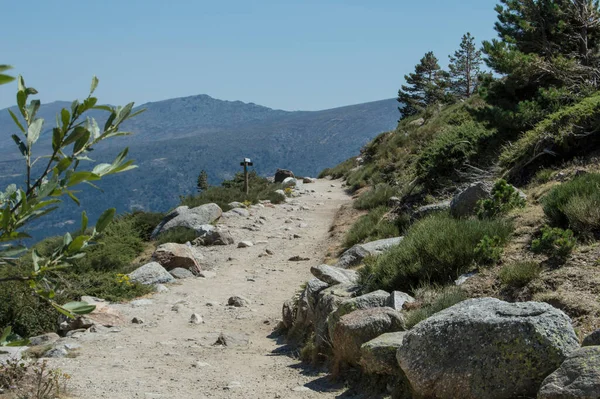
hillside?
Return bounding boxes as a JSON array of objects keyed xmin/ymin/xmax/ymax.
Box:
[{"xmin": 0, "ymin": 95, "xmax": 398, "ymax": 240}]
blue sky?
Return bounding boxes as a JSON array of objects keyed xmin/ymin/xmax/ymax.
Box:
[{"xmin": 0, "ymin": 0, "xmax": 499, "ymax": 111}]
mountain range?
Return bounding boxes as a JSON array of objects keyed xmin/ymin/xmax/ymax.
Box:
[{"xmin": 0, "ymin": 94, "xmax": 398, "ymax": 241}]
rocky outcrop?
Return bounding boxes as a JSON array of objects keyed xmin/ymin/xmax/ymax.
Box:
[
  {"xmin": 413, "ymin": 200, "xmax": 451, "ymax": 219},
  {"xmin": 314, "ymin": 284, "xmax": 358, "ymax": 349},
  {"xmin": 152, "ymin": 243, "xmax": 203, "ymax": 274},
  {"xmin": 151, "ymin": 203, "xmax": 222, "ymax": 238},
  {"xmin": 274, "ymin": 169, "xmax": 294, "ymax": 183},
  {"xmin": 361, "ymin": 331, "xmax": 407, "ymax": 375},
  {"xmin": 397, "ymin": 298, "xmax": 579, "ymax": 399},
  {"xmin": 310, "ymin": 264, "xmax": 358, "ymax": 285},
  {"xmin": 223, "ymin": 208, "xmax": 250, "ymax": 218},
  {"xmin": 582, "ymin": 329, "xmax": 600, "ymax": 347},
  {"xmin": 170, "ymin": 268, "xmax": 195, "ymax": 279},
  {"xmin": 450, "ymin": 182, "xmax": 491, "ymax": 218},
  {"xmin": 538, "ymin": 346, "xmax": 600, "ymax": 399},
  {"xmin": 129, "ymin": 262, "xmax": 176, "ymax": 285},
  {"xmin": 387, "ymin": 291, "xmax": 415, "ymax": 311},
  {"xmin": 332, "ymin": 307, "xmax": 404, "ymax": 366},
  {"xmin": 335, "ymin": 237, "xmax": 403, "ymax": 269},
  {"xmin": 327, "ymin": 290, "xmax": 390, "ymax": 338}
]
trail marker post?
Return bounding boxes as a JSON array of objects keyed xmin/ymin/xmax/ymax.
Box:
[{"xmin": 240, "ymin": 158, "xmax": 253, "ymax": 195}]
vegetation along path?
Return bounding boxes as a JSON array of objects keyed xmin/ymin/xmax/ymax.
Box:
[{"xmin": 49, "ymin": 179, "xmax": 352, "ymax": 399}]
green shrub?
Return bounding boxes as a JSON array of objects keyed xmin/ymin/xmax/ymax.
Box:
[
  {"xmin": 499, "ymin": 261, "xmax": 542, "ymax": 288},
  {"xmin": 405, "ymin": 286, "xmax": 468, "ymax": 329},
  {"xmin": 359, "ymin": 213, "xmax": 513, "ymax": 292},
  {"xmin": 533, "ymin": 169, "xmax": 554, "ymax": 184},
  {"xmin": 57, "ymin": 270, "xmax": 153, "ymax": 303},
  {"xmin": 154, "ymin": 226, "xmax": 198, "ymax": 246},
  {"xmin": 319, "ymin": 158, "xmax": 355, "ymax": 179},
  {"xmin": 346, "ymin": 164, "xmax": 377, "ymax": 192},
  {"xmin": 344, "ymin": 207, "xmax": 404, "ymax": 249},
  {"xmin": 126, "ymin": 211, "xmax": 165, "ymax": 241},
  {"xmin": 474, "ymin": 235, "xmax": 504, "ymax": 265},
  {"xmin": 354, "ymin": 184, "xmax": 398, "ymax": 210},
  {"xmin": 416, "ymin": 121, "xmax": 496, "ymax": 188},
  {"xmin": 541, "ymin": 173, "xmax": 600, "ymax": 235},
  {"xmin": 477, "ymin": 179, "xmax": 526, "ymax": 219},
  {"xmin": 531, "ymin": 225, "xmax": 576, "ymax": 258}
]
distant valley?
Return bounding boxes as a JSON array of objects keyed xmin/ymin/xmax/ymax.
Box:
[{"xmin": 0, "ymin": 94, "xmax": 398, "ymax": 241}]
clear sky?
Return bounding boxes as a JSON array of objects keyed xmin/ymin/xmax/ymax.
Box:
[{"xmin": 0, "ymin": 0, "xmax": 499, "ymax": 111}]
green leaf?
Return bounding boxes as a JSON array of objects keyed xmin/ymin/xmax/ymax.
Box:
[
  {"xmin": 67, "ymin": 235, "xmax": 88, "ymax": 253},
  {"xmin": 90, "ymin": 76, "xmax": 99, "ymax": 94},
  {"xmin": 92, "ymin": 105, "xmax": 113, "ymax": 112},
  {"xmin": 0, "ymin": 65, "xmax": 13, "ymax": 73},
  {"xmin": 66, "ymin": 190, "xmax": 80, "ymax": 205},
  {"xmin": 63, "ymin": 126, "xmax": 89, "ymax": 146},
  {"xmin": 17, "ymin": 76, "xmax": 25, "ymax": 92},
  {"xmin": 0, "ymin": 246, "xmax": 27, "ymax": 258},
  {"xmin": 62, "ymin": 301, "xmax": 96, "ymax": 315},
  {"xmin": 103, "ymin": 111, "xmax": 117, "ymax": 131},
  {"xmin": 32, "ymin": 249, "xmax": 42, "ymax": 272},
  {"xmin": 4, "ymin": 339, "xmax": 29, "ymax": 347},
  {"xmin": 114, "ymin": 102, "xmax": 134, "ymax": 126},
  {"xmin": 52, "ymin": 127, "xmax": 62, "ymax": 151},
  {"xmin": 8, "ymin": 109, "xmax": 25, "ymax": 133},
  {"xmin": 51, "ymin": 303, "xmax": 75, "ymax": 319},
  {"xmin": 66, "ymin": 171, "xmax": 100, "ymax": 187},
  {"xmin": 27, "ymin": 118, "xmax": 44, "ymax": 145},
  {"xmin": 81, "ymin": 210, "xmax": 88, "ymax": 233},
  {"xmin": 26, "ymin": 100, "xmax": 41, "ymax": 122},
  {"xmin": 61, "ymin": 108, "xmax": 70, "ymax": 131},
  {"xmin": 63, "ymin": 232, "xmax": 73, "ymax": 247},
  {"xmin": 55, "ymin": 157, "xmax": 73, "ymax": 174},
  {"xmin": 11, "ymin": 134, "xmax": 27, "ymax": 157},
  {"xmin": 92, "ymin": 163, "xmax": 112, "ymax": 176},
  {"xmin": 95, "ymin": 208, "xmax": 115, "ymax": 233},
  {"xmin": 16, "ymin": 91, "xmax": 26, "ymax": 118},
  {"xmin": 73, "ymin": 129, "xmax": 90, "ymax": 154},
  {"xmin": 0, "ymin": 326, "xmax": 11, "ymax": 344}
]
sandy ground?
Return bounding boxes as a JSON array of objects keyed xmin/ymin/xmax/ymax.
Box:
[{"xmin": 49, "ymin": 179, "xmax": 355, "ymax": 399}]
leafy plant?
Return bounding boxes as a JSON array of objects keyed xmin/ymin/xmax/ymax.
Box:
[
  {"xmin": 499, "ymin": 261, "xmax": 542, "ymax": 288},
  {"xmin": 0, "ymin": 326, "xmax": 28, "ymax": 347},
  {"xmin": 154, "ymin": 226, "xmax": 197, "ymax": 246},
  {"xmin": 531, "ymin": 225, "xmax": 576, "ymax": 259},
  {"xmin": 474, "ymin": 235, "xmax": 503, "ymax": 265},
  {"xmin": 343, "ymin": 206, "xmax": 404, "ymax": 249},
  {"xmin": 0, "ymin": 358, "xmax": 70, "ymax": 399},
  {"xmin": 359, "ymin": 213, "xmax": 513, "ymax": 292},
  {"xmin": 354, "ymin": 184, "xmax": 397, "ymax": 210},
  {"xmin": 533, "ymin": 169, "xmax": 554, "ymax": 184},
  {"xmin": 477, "ymin": 179, "xmax": 526, "ymax": 219},
  {"xmin": 405, "ymin": 286, "xmax": 468, "ymax": 328},
  {"xmin": 0, "ymin": 75, "xmax": 142, "ymax": 318}
]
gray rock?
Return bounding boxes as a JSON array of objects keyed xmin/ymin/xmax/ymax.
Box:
[
  {"xmin": 282, "ymin": 300, "xmax": 294, "ymax": 329},
  {"xmin": 336, "ymin": 237, "xmax": 403, "ymax": 269},
  {"xmin": 455, "ymin": 271, "xmax": 477, "ymax": 286},
  {"xmin": 303, "ymin": 177, "xmax": 316, "ymax": 184},
  {"xmin": 152, "ymin": 243, "xmax": 203, "ymax": 273},
  {"xmin": 282, "ymin": 177, "xmax": 298, "ymax": 187},
  {"xmin": 228, "ymin": 296, "xmax": 250, "ymax": 307},
  {"xmin": 190, "ymin": 314, "xmax": 203, "ymax": 324},
  {"xmin": 450, "ymin": 182, "xmax": 492, "ymax": 218},
  {"xmin": 332, "ymin": 307, "xmax": 405, "ymax": 366},
  {"xmin": 154, "ymin": 284, "xmax": 169, "ymax": 293},
  {"xmin": 0, "ymin": 346, "xmax": 28, "ymax": 365},
  {"xmin": 196, "ymin": 224, "xmax": 216, "ymax": 237},
  {"xmin": 194, "ymin": 230, "xmax": 234, "ymax": 246},
  {"xmin": 151, "ymin": 203, "xmax": 222, "ymax": 238},
  {"xmin": 397, "ymin": 298, "xmax": 580, "ymax": 399},
  {"xmin": 361, "ymin": 331, "xmax": 407, "ymax": 375},
  {"xmin": 213, "ymin": 332, "xmax": 249, "ymax": 347},
  {"xmin": 409, "ymin": 117, "xmax": 425, "ymax": 127},
  {"xmin": 305, "ymin": 278, "xmax": 330, "ymax": 316},
  {"xmin": 228, "ymin": 201, "xmax": 247, "ymax": 209},
  {"xmin": 224, "ymin": 208, "xmax": 250, "ymax": 218},
  {"xmin": 387, "ymin": 291, "xmax": 415, "ymax": 311},
  {"xmin": 413, "ymin": 200, "xmax": 451, "ymax": 219},
  {"xmin": 43, "ymin": 347, "xmax": 68, "ymax": 358},
  {"xmin": 274, "ymin": 169, "xmax": 295, "ymax": 183},
  {"xmin": 328, "ymin": 290, "xmax": 390, "ymax": 339},
  {"xmin": 129, "ymin": 262, "xmax": 175, "ymax": 285},
  {"xmin": 237, "ymin": 241, "xmax": 253, "ymax": 248},
  {"xmin": 169, "ymin": 267, "xmax": 195, "ymax": 279},
  {"xmin": 28, "ymin": 333, "xmax": 60, "ymax": 347},
  {"xmin": 131, "ymin": 317, "xmax": 144, "ymax": 324},
  {"xmin": 314, "ymin": 284, "xmax": 359, "ymax": 350},
  {"xmin": 538, "ymin": 346, "xmax": 600, "ymax": 399},
  {"xmin": 310, "ymin": 264, "xmax": 358, "ymax": 285},
  {"xmin": 582, "ymin": 329, "xmax": 600, "ymax": 347}
]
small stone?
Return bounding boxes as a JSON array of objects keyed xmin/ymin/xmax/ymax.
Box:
[
  {"xmin": 43, "ymin": 347, "xmax": 68, "ymax": 358},
  {"xmin": 190, "ymin": 313, "xmax": 203, "ymax": 324},
  {"xmin": 192, "ymin": 361, "xmax": 211, "ymax": 368},
  {"xmin": 154, "ymin": 284, "xmax": 169, "ymax": 293},
  {"xmin": 131, "ymin": 317, "xmax": 144, "ymax": 324},
  {"xmin": 228, "ymin": 296, "xmax": 250, "ymax": 307},
  {"xmin": 289, "ymin": 255, "xmax": 310, "ymax": 261},
  {"xmin": 237, "ymin": 241, "xmax": 253, "ymax": 248},
  {"xmin": 293, "ymin": 234, "xmax": 301, "ymax": 239},
  {"xmin": 224, "ymin": 381, "xmax": 241, "ymax": 390},
  {"xmin": 171, "ymin": 304, "xmax": 183, "ymax": 312}
]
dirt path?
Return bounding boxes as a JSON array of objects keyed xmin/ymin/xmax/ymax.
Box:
[{"xmin": 50, "ymin": 179, "xmax": 353, "ymax": 399}]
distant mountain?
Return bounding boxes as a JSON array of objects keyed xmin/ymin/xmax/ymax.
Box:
[{"xmin": 0, "ymin": 94, "xmax": 398, "ymax": 241}]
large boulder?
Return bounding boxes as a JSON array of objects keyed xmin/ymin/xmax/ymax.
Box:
[
  {"xmin": 336, "ymin": 237, "xmax": 403, "ymax": 269},
  {"xmin": 129, "ymin": 262, "xmax": 175, "ymax": 285},
  {"xmin": 282, "ymin": 177, "xmax": 298, "ymax": 187},
  {"xmin": 274, "ymin": 169, "xmax": 295, "ymax": 183},
  {"xmin": 296, "ymin": 278, "xmax": 330, "ymax": 328},
  {"xmin": 151, "ymin": 203, "xmax": 222, "ymax": 238},
  {"xmin": 361, "ymin": 331, "xmax": 407, "ymax": 375},
  {"xmin": 327, "ymin": 290, "xmax": 390, "ymax": 338},
  {"xmin": 314, "ymin": 284, "xmax": 359, "ymax": 350},
  {"xmin": 388, "ymin": 291, "xmax": 415, "ymax": 311},
  {"xmin": 450, "ymin": 182, "xmax": 492, "ymax": 218},
  {"xmin": 413, "ymin": 200, "xmax": 451, "ymax": 219},
  {"xmin": 310, "ymin": 264, "xmax": 359, "ymax": 285},
  {"xmin": 332, "ymin": 307, "xmax": 405, "ymax": 367},
  {"xmin": 152, "ymin": 243, "xmax": 203, "ymax": 274},
  {"xmin": 397, "ymin": 298, "xmax": 579, "ymax": 399},
  {"xmin": 582, "ymin": 329, "xmax": 600, "ymax": 347},
  {"xmin": 538, "ymin": 346, "xmax": 600, "ymax": 399}
]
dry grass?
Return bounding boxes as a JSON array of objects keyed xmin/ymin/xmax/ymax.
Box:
[{"xmin": 324, "ymin": 203, "xmax": 366, "ymax": 264}]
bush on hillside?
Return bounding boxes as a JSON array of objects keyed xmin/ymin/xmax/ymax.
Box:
[
  {"xmin": 319, "ymin": 158, "xmax": 356, "ymax": 179},
  {"xmin": 416, "ymin": 121, "xmax": 496, "ymax": 188},
  {"xmin": 343, "ymin": 207, "xmax": 408, "ymax": 249},
  {"xmin": 359, "ymin": 213, "xmax": 513, "ymax": 293},
  {"xmin": 474, "ymin": 235, "xmax": 504, "ymax": 265},
  {"xmin": 155, "ymin": 226, "xmax": 198, "ymax": 246},
  {"xmin": 541, "ymin": 173, "xmax": 600, "ymax": 236},
  {"xmin": 345, "ymin": 164, "xmax": 377, "ymax": 192},
  {"xmin": 354, "ymin": 184, "xmax": 398, "ymax": 210},
  {"xmin": 477, "ymin": 179, "xmax": 526, "ymax": 219},
  {"xmin": 499, "ymin": 261, "xmax": 542, "ymax": 288},
  {"xmin": 531, "ymin": 225, "xmax": 576, "ymax": 259},
  {"xmin": 126, "ymin": 210, "xmax": 165, "ymax": 241},
  {"xmin": 500, "ymin": 92, "xmax": 600, "ymax": 177}
]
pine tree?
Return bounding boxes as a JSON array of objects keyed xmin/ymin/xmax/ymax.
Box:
[
  {"xmin": 448, "ymin": 33, "xmax": 482, "ymax": 99},
  {"xmin": 397, "ymin": 52, "xmax": 449, "ymax": 118},
  {"xmin": 197, "ymin": 170, "xmax": 209, "ymax": 192}
]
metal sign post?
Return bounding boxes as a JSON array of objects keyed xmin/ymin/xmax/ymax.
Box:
[{"xmin": 240, "ymin": 158, "xmax": 253, "ymax": 195}]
